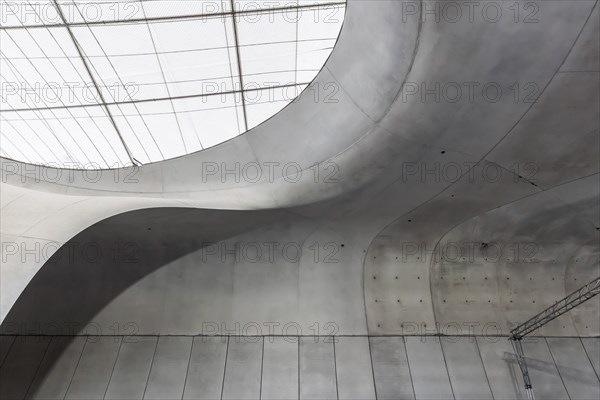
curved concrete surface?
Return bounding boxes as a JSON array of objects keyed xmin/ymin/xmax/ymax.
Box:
[{"xmin": 1, "ymin": 0, "xmax": 599, "ymax": 342}]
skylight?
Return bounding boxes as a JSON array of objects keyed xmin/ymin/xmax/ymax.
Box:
[{"xmin": 0, "ymin": 0, "xmax": 346, "ymax": 168}]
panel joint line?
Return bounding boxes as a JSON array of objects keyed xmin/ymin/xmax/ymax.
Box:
[
  {"xmin": 229, "ymin": 0, "xmax": 249, "ymax": 132},
  {"xmin": 50, "ymin": 0, "xmax": 137, "ymax": 166}
]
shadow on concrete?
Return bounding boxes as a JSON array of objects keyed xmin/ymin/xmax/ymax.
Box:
[{"xmin": 0, "ymin": 207, "xmax": 287, "ymax": 398}]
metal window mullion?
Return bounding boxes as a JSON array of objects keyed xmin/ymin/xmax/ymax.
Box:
[
  {"xmin": 139, "ymin": 2, "xmax": 193, "ymax": 151},
  {"xmin": 2, "ymin": 82, "xmax": 310, "ymax": 113},
  {"xmin": 51, "ymin": 0, "xmax": 137, "ymax": 166},
  {"xmin": 3, "ymin": 2, "xmax": 347, "ymax": 30},
  {"xmin": 229, "ymin": 0, "xmax": 248, "ymax": 132}
]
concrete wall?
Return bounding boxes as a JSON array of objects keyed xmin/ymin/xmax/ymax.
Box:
[
  {"xmin": 365, "ymin": 174, "xmax": 600, "ymax": 336},
  {"xmin": 0, "ymin": 335, "xmax": 597, "ymax": 400},
  {"xmin": 2, "ymin": 0, "xmax": 598, "ymax": 328}
]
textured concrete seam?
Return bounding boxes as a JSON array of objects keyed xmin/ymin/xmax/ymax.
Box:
[{"xmin": 376, "ymin": 0, "xmax": 424, "ymax": 125}]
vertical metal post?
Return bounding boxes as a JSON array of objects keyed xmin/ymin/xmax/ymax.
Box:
[
  {"xmin": 510, "ymin": 338, "xmax": 535, "ymax": 400},
  {"xmin": 508, "ymin": 275, "xmax": 600, "ymax": 399}
]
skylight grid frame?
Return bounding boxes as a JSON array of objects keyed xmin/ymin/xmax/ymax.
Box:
[
  {"xmin": 0, "ymin": 0, "xmax": 346, "ymax": 168},
  {"xmin": 1, "ymin": 25, "xmax": 128, "ymax": 167},
  {"xmin": 52, "ymin": 0, "xmax": 137, "ymax": 166},
  {"xmin": 0, "ymin": 1, "xmax": 347, "ymax": 29}
]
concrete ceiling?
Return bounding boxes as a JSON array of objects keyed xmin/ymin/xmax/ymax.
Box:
[{"xmin": 1, "ymin": 0, "xmax": 598, "ymax": 336}]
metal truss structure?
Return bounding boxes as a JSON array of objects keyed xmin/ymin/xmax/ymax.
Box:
[{"xmin": 509, "ymin": 276, "xmax": 600, "ymax": 400}]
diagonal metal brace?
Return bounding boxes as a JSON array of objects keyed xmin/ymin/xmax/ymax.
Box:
[{"xmin": 509, "ymin": 275, "xmax": 600, "ymax": 400}]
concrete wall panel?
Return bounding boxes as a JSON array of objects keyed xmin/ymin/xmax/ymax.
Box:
[
  {"xmin": 334, "ymin": 336, "xmax": 376, "ymax": 400},
  {"xmin": 565, "ymin": 243, "xmax": 600, "ymax": 336},
  {"xmin": 581, "ymin": 338, "xmax": 600, "ymax": 379},
  {"xmin": 560, "ymin": 3, "xmax": 599, "ymax": 72},
  {"xmin": 441, "ymin": 337, "xmax": 493, "ymax": 400},
  {"xmin": 261, "ymin": 337, "xmax": 298, "ymax": 400},
  {"xmin": 428, "ymin": 176, "xmax": 599, "ymax": 337},
  {"xmin": 299, "ymin": 337, "xmax": 336, "ymax": 400},
  {"xmin": 183, "ymin": 337, "xmax": 227, "ymax": 400},
  {"xmin": 0, "ymin": 0, "xmax": 597, "ymax": 344},
  {"xmin": 475, "ymin": 338, "xmax": 526, "ymax": 400},
  {"xmin": 404, "ymin": 337, "xmax": 453, "ymax": 400},
  {"xmin": 28, "ymin": 337, "xmax": 86, "ymax": 400},
  {"xmin": 522, "ymin": 338, "xmax": 569, "ymax": 400},
  {"xmin": 547, "ymin": 337, "xmax": 600, "ymax": 400},
  {"xmin": 222, "ymin": 338, "xmax": 263, "ymax": 400},
  {"xmin": 370, "ymin": 336, "xmax": 415, "ymax": 400},
  {"xmin": 104, "ymin": 336, "xmax": 157, "ymax": 400},
  {"xmin": 0, "ymin": 335, "xmax": 598, "ymax": 399},
  {"xmin": 65, "ymin": 336, "xmax": 121, "ymax": 400},
  {"xmin": 0, "ymin": 336, "xmax": 50, "ymax": 400},
  {"xmin": 144, "ymin": 336, "xmax": 192, "ymax": 400},
  {"xmin": 0, "ymin": 336, "xmax": 15, "ymax": 368}
]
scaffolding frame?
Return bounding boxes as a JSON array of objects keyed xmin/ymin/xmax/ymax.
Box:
[{"xmin": 509, "ymin": 276, "xmax": 600, "ymax": 400}]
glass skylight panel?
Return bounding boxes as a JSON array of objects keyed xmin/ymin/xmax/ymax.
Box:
[
  {"xmin": 77, "ymin": 23, "xmax": 155, "ymax": 57},
  {"xmin": 0, "ymin": 0, "xmax": 59, "ymax": 28},
  {"xmin": 241, "ymin": 42, "xmax": 297, "ymax": 88},
  {"xmin": 108, "ymin": 102, "xmax": 164, "ymax": 163},
  {"xmin": 233, "ymin": 1, "xmax": 298, "ymax": 12},
  {"xmin": 132, "ymin": 99, "xmax": 189, "ymax": 160},
  {"xmin": 87, "ymin": 52, "xmax": 169, "ymax": 102},
  {"xmin": 1, "ymin": 28, "xmax": 100, "ymax": 110},
  {"xmin": 147, "ymin": 17, "xmax": 227, "ymax": 53},
  {"xmin": 159, "ymin": 50, "xmax": 236, "ymax": 98},
  {"xmin": 0, "ymin": 1, "xmax": 26, "ymax": 28},
  {"xmin": 148, "ymin": 17, "xmax": 238, "ymax": 97},
  {"xmin": 237, "ymin": 8, "xmax": 297, "ymax": 46},
  {"xmin": 298, "ymin": 0, "xmax": 344, "ymax": 7},
  {"xmin": 53, "ymin": 106, "xmax": 128, "ymax": 167},
  {"xmin": 72, "ymin": 25, "xmax": 168, "ymax": 102},
  {"xmin": 32, "ymin": 109, "xmax": 94, "ymax": 164},
  {"xmin": 29, "ymin": 109, "xmax": 93, "ymax": 164},
  {"xmin": 297, "ymin": 3, "xmax": 345, "ymax": 41},
  {"xmin": 295, "ymin": 3, "xmax": 344, "ymax": 83},
  {"xmin": 1, "ymin": 28, "xmax": 45, "ymax": 58},
  {"xmin": 142, "ymin": 0, "xmax": 231, "ymax": 20},
  {"xmin": 57, "ymin": 0, "xmax": 146, "ymax": 24},
  {"xmin": 36, "ymin": 26, "xmax": 80, "ymax": 58},
  {"xmin": 296, "ymin": 38, "xmax": 335, "ymax": 83},
  {"xmin": 171, "ymin": 94, "xmax": 243, "ymax": 149},
  {"xmin": 1, "ymin": 106, "xmax": 129, "ymax": 167},
  {"xmin": 0, "ymin": 114, "xmax": 54, "ymax": 164},
  {"xmin": 237, "ymin": 8, "xmax": 298, "ymax": 88},
  {"xmin": 0, "ymin": 0, "xmax": 346, "ymax": 168},
  {"xmin": 244, "ymin": 85, "xmax": 305, "ymax": 130}
]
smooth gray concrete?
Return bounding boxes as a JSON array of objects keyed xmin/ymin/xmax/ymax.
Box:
[
  {"xmin": 221, "ymin": 338, "xmax": 263, "ymax": 400},
  {"xmin": 0, "ymin": 0, "xmax": 598, "ymax": 398},
  {"xmin": 521, "ymin": 338, "xmax": 569, "ymax": 400},
  {"xmin": 0, "ymin": 336, "xmax": 50, "ymax": 400},
  {"xmin": 582, "ymin": 337, "xmax": 600, "ymax": 379},
  {"xmin": 1, "ymin": 1, "xmax": 597, "ymax": 337},
  {"xmin": 370, "ymin": 336, "xmax": 415, "ymax": 400},
  {"xmin": 261, "ymin": 337, "xmax": 298, "ymax": 400},
  {"xmin": 0, "ymin": 336, "xmax": 14, "ymax": 368},
  {"xmin": 104, "ymin": 337, "xmax": 157, "ymax": 400},
  {"xmin": 64, "ymin": 337, "xmax": 121, "ymax": 400},
  {"xmin": 0, "ymin": 335, "xmax": 595, "ymax": 400},
  {"xmin": 144, "ymin": 336, "xmax": 192, "ymax": 400},
  {"xmin": 404, "ymin": 337, "xmax": 454, "ymax": 400},
  {"xmin": 28, "ymin": 336, "xmax": 86, "ymax": 400},
  {"xmin": 334, "ymin": 336, "xmax": 376, "ymax": 400},
  {"xmin": 441, "ymin": 337, "xmax": 493, "ymax": 400},
  {"xmin": 547, "ymin": 337, "xmax": 600, "ymax": 400},
  {"xmin": 299, "ymin": 337, "xmax": 337, "ymax": 400},
  {"xmin": 476, "ymin": 337, "xmax": 527, "ymax": 400},
  {"xmin": 182, "ymin": 337, "xmax": 227, "ymax": 400}
]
